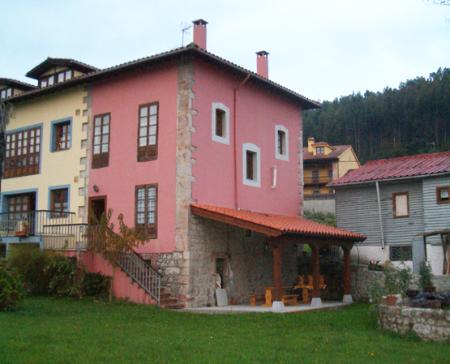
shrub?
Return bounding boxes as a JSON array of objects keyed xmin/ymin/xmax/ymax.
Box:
[
  {"xmin": 8, "ymin": 246, "xmax": 50, "ymax": 294},
  {"xmin": 0, "ymin": 262, "xmax": 25, "ymax": 311},
  {"xmin": 45, "ymin": 255, "xmax": 82, "ymax": 297},
  {"xmin": 368, "ymin": 262, "xmax": 412, "ymax": 304},
  {"xmin": 82, "ymin": 272, "xmax": 111, "ymax": 299},
  {"xmin": 419, "ymin": 261, "xmax": 434, "ymax": 290}
]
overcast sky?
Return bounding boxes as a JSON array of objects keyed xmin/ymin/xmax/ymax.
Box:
[{"xmin": 1, "ymin": 0, "xmax": 449, "ymax": 101}]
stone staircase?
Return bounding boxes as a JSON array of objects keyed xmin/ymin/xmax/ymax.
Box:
[{"xmin": 159, "ymin": 288, "xmax": 185, "ymax": 310}]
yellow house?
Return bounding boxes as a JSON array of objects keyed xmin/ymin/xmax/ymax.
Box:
[
  {"xmin": 303, "ymin": 137, "xmax": 360, "ymax": 213},
  {"xmin": 0, "ymin": 58, "xmax": 97, "ymax": 252}
]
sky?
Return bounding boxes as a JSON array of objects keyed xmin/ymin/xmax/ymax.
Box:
[{"xmin": 1, "ymin": 0, "xmax": 449, "ymax": 102}]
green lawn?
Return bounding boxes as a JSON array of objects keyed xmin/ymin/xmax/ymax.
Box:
[{"xmin": 0, "ymin": 298, "xmax": 448, "ymax": 364}]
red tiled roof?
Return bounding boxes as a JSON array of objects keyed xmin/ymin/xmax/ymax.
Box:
[
  {"xmin": 191, "ymin": 203, "xmax": 365, "ymax": 241},
  {"xmin": 303, "ymin": 145, "xmax": 352, "ymax": 161},
  {"xmin": 330, "ymin": 151, "xmax": 450, "ymax": 186}
]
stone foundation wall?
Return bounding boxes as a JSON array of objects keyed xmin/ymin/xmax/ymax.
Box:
[
  {"xmin": 187, "ymin": 215, "xmax": 298, "ymax": 307},
  {"xmin": 378, "ymin": 304, "xmax": 450, "ymax": 342}
]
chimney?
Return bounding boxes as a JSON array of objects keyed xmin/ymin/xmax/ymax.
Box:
[
  {"xmin": 256, "ymin": 50, "xmax": 269, "ymax": 78},
  {"xmin": 192, "ymin": 19, "xmax": 208, "ymax": 49},
  {"xmin": 307, "ymin": 137, "xmax": 315, "ymax": 154}
]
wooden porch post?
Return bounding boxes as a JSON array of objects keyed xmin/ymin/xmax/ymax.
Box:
[
  {"xmin": 310, "ymin": 243, "xmax": 322, "ymax": 306},
  {"xmin": 342, "ymin": 244, "xmax": 353, "ymax": 304},
  {"xmin": 272, "ymin": 240, "xmax": 283, "ymax": 301}
]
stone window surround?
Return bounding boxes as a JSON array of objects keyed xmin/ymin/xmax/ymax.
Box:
[
  {"xmin": 242, "ymin": 142, "xmax": 261, "ymax": 188},
  {"xmin": 211, "ymin": 102, "xmax": 230, "ymax": 145},
  {"xmin": 274, "ymin": 124, "xmax": 289, "ymax": 161}
]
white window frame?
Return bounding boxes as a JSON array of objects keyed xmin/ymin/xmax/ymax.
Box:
[
  {"xmin": 275, "ymin": 124, "xmax": 289, "ymax": 161},
  {"xmin": 242, "ymin": 143, "xmax": 261, "ymax": 187},
  {"xmin": 211, "ymin": 102, "xmax": 230, "ymax": 145}
]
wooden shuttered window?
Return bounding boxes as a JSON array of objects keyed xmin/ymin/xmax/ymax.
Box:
[
  {"xmin": 393, "ymin": 192, "xmax": 409, "ymax": 218},
  {"xmin": 4, "ymin": 127, "xmax": 41, "ymax": 178},
  {"xmin": 54, "ymin": 121, "xmax": 71, "ymax": 151},
  {"xmin": 92, "ymin": 113, "xmax": 110, "ymax": 169},
  {"xmin": 137, "ymin": 103, "xmax": 158, "ymax": 162},
  {"xmin": 436, "ymin": 186, "xmax": 450, "ymax": 204},
  {"xmin": 135, "ymin": 184, "xmax": 157, "ymax": 238}
]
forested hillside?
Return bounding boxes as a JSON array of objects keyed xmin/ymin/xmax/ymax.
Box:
[{"xmin": 303, "ymin": 68, "xmax": 450, "ymax": 162}]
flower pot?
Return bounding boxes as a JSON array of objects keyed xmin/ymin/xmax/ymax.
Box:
[{"xmin": 385, "ymin": 295, "xmax": 398, "ymax": 305}]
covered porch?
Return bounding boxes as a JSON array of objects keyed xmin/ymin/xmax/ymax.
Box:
[{"xmin": 191, "ymin": 204, "xmax": 366, "ymax": 309}]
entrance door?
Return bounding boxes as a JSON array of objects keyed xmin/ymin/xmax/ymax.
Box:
[{"xmin": 88, "ymin": 196, "xmax": 106, "ymax": 224}]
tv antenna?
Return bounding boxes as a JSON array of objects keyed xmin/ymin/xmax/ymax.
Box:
[{"xmin": 181, "ymin": 23, "xmax": 192, "ymax": 46}]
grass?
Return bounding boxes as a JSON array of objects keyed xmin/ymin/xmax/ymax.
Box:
[{"xmin": 0, "ymin": 298, "xmax": 448, "ymax": 364}]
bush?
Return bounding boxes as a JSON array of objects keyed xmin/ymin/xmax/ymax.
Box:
[
  {"xmin": 8, "ymin": 246, "xmax": 50, "ymax": 294},
  {"xmin": 0, "ymin": 262, "xmax": 25, "ymax": 311},
  {"xmin": 45, "ymin": 255, "xmax": 82, "ymax": 297},
  {"xmin": 419, "ymin": 261, "xmax": 434, "ymax": 290},
  {"xmin": 82, "ymin": 272, "xmax": 111, "ymax": 299},
  {"xmin": 368, "ymin": 262, "xmax": 412, "ymax": 304}
]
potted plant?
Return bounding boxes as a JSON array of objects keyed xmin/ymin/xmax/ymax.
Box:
[
  {"xmin": 382, "ymin": 262, "xmax": 412, "ymax": 305},
  {"xmin": 419, "ymin": 261, "xmax": 435, "ymax": 293}
]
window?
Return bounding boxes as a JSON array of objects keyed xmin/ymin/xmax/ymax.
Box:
[
  {"xmin": 50, "ymin": 188, "xmax": 69, "ymax": 218},
  {"xmin": 243, "ymin": 143, "xmax": 261, "ymax": 187},
  {"xmin": 328, "ymin": 168, "xmax": 333, "ymax": 178},
  {"xmin": 437, "ymin": 186, "xmax": 450, "ymax": 204},
  {"xmin": 51, "ymin": 119, "xmax": 71, "ymax": 151},
  {"xmin": 39, "ymin": 70, "xmax": 73, "ymax": 88},
  {"xmin": 135, "ymin": 184, "xmax": 158, "ymax": 238},
  {"xmin": 92, "ymin": 113, "xmax": 110, "ymax": 168},
  {"xmin": 393, "ymin": 192, "xmax": 409, "ymax": 218},
  {"xmin": 137, "ymin": 103, "xmax": 158, "ymax": 161},
  {"xmin": 4, "ymin": 126, "xmax": 41, "ymax": 178},
  {"xmin": 0, "ymin": 88, "xmax": 13, "ymax": 99},
  {"xmin": 316, "ymin": 146, "xmax": 324, "ymax": 154},
  {"xmin": 211, "ymin": 102, "xmax": 230, "ymax": 144},
  {"xmin": 389, "ymin": 245, "xmax": 412, "ymax": 261},
  {"xmin": 312, "ymin": 169, "xmax": 319, "ymax": 183},
  {"xmin": 275, "ymin": 125, "xmax": 289, "ymax": 160},
  {"xmin": 313, "ymin": 186, "xmax": 320, "ymax": 195},
  {"xmin": 8, "ymin": 194, "xmax": 32, "ymax": 216}
]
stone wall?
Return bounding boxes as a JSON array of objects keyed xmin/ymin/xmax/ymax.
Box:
[
  {"xmin": 187, "ymin": 215, "xmax": 298, "ymax": 307},
  {"xmin": 352, "ymin": 265, "xmax": 450, "ymax": 301},
  {"xmin": 378, "ymin": 304, "xmax": 450, "ymax": 342}
]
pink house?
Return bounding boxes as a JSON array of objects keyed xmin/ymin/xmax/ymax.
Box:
[{"xmin": 85, "ymin": 20, "xmax": 364, "ymax": 308}]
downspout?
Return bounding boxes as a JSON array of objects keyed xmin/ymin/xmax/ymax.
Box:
[
  {"xmin": 375, "ymin": 181, "xmax": 385, "ymax": 249},
  {"xmin": 233, "ymin": 73, "xmax": 251, "ymax": 209}
]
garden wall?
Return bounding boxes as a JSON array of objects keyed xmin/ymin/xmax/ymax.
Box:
[
  {"xmin": 352, "ymin": 264, "xmax": 450, "ymax": 301},
  {"xmin": 378, "ymin": 304, "xmax": 450, "ymax": 342}
]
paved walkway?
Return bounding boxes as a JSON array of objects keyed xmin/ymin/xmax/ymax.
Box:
[{"xmin": 183, "ymin": 301, "xmax": 350, "ymax": 314}]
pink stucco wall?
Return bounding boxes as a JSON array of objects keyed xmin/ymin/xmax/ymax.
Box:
[
  {"xmin": 191, "ymin": 59, "xmax": 302, "ymax": 215},
  {"xmin": 89, "ymin": 64, "xmax": 178, "ymax": 253}
]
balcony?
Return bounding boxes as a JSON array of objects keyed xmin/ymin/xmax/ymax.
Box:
[
  {"xmin": 304, "ymin": 176, "xmax": 332, "ymax": 186},
  {"xmin": 0, "ymin": 210, "xmax": 88, "ymax": 251}
]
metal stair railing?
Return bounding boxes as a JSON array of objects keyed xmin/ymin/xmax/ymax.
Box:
[{"xmin": 116, "ymin": 251, "xmax": 161, "ymax": 305}]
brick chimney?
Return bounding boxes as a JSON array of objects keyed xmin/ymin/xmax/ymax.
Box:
[
  {"xmin": 256, "ymin": 51, "xmax": 269, "ymax": 78},
  {"xmin": 192, "ymin": 19, "xmax": 208, "ymax": 49},
  {"xmin": 307, "ymin": 137, "xmax": 315, "ymax": 154}
]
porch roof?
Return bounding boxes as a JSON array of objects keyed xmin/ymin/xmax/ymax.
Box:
[{"xmin": 191, "ymin": 204, "xmax": 366, "ymax": 242}]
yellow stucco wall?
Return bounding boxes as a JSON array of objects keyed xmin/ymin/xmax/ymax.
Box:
[
  {"xmin": 337, "ymin": 148, "xmax": 360, "ymax": 177},
  {"xmin": 2, "ymin": 86, "xmax": 89, "ymax": 223}
]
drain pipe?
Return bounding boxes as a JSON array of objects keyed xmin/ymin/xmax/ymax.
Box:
[
  {"xmin": 233, "ymin": 73, "xmax": 251, "ymax": 209},
  {"xmin": 375, "ymin": 181, "xmax": 385, "ymax": 249}
]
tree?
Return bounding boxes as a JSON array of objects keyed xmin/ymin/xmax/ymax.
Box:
[{"xmin": 87, "ymin": 209, "xmax": 147, "ymax": 300}]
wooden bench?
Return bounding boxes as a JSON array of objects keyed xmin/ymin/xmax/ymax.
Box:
[
  {"xmin": 281, "ymin": 294, "xmax": 298, "ymax": 306},
  {"xmin": 249, "ymin": 294, "xmax": 265, "ymax": 306}
]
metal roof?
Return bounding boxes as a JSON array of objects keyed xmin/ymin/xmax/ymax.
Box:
[{"xmin": 330, "ymin": 151, "xmax": 450, "ymax": 187}]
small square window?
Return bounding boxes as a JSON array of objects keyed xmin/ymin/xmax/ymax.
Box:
[
  {"xmin": 389, "ymin": 245, "xmax": 412, "ymax": 261},
  {"xmin": 243, "ymin": 143, "xmax": 260, "ymax": 187},
  {"xmin": 275, "ymin": 125, "xmax": 289, "ymax": 161},
  {"xmin": 211, "ymin": 103, "xmax": 230, "ymax": 144},
  {"xmin": 437, "ymin": 186, "xmax": 450, "ymax": 204},
  {"xmin": 316, "ymin": 146, "xmax": 324, "ymax": 154},
  {"xmin": 52, "ymin": 120, "xmax": 71, "ymax": 151},
  {"xmin": 393, "ymin": 192, "xmax": 409, "ymax": 218}
]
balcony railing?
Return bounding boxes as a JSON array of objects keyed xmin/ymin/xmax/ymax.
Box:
[
  {"xmin": 304, "ymin": 176, "xmax": 332, "ymax": 185},
  {"xmin": 0, "ymin": 210, "xmax": 88, "ymax": 250}
]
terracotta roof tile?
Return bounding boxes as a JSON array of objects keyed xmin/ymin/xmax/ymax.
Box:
[
  {"xmin": 330, "ymin": 151, "xmax": 450, "ymax": 186},
  {"xmin": 191, "ymin": 203, "xmax": 365, "ymax": 241}
]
